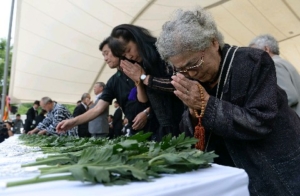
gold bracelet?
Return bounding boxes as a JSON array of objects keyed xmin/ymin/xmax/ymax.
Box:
[{"xmin": 135, "ymin": 80, "xmax": 140, "ymax": 86}]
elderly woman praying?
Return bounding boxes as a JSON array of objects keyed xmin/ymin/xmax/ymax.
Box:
[{"xmin": 156, "ymin": 7, "xmax": 300, "ymax": 196}]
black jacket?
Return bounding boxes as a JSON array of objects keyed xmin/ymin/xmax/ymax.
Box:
[
  {"xmin": 113, "ymin": 107, "xmax": 123, "ymax": 137},
  {"xmin": 73, "ymin": 103, "xmax": 90, "ymax": 137},
  {"xmin": 180, "ymin": 45, "xmax": 300, "ymax": 196},
  {"xmin": 24, "ymin": 107, "xmax": 38, "ymax": 132}
]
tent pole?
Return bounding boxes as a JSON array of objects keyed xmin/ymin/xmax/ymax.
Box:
[{"xmin": 1, "ymin": 0, "xmax": 15, "ymax": 119}]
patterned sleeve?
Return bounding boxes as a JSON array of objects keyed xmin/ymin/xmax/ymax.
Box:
[
  {"xmin": 45, "ymin": 106, "xmax": 70, "ymax": 135},
  {"xmin": 36, "ymin": 117, "xmax": 51, "ymax": 131},
  {"xmin": 148, "ymin": 76, "xmax": 175, "ymax": 92},
  {"xmin": 147, "ymin": 62, "xmax": 175, "ymax": 92}
]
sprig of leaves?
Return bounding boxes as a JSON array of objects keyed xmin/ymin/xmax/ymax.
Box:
[{"xmin": 7, "ymin": 133, "xmax": 218, "ymax": 187}]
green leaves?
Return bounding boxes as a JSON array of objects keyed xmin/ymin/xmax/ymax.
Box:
[{"xmin": 9, "ymin": 133, "xmax": 218, "ymax": 187}]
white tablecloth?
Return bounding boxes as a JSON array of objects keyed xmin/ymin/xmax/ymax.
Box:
[{"xmin": 0, "ymin": 136, "xmax": 249, "ymax": 196}]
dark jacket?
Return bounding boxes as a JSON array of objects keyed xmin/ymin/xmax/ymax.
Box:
[
  {"xmin": 180, "ymin": 45, "xmax": 300, "ymax": 196},
  {"xmin": 32, "ymin": 114, "xmax": 45, "ymax": 129},
  {"xmin": 73, "ymin": 103, "xmax": 90, "ymax": 137},
  {"xmin": 113, "ymin": 107, "xmax": 123, "ymax": 137},
  {"xmin": 24, "ymin": 107, "xmax": 38, "ymax": 132}
]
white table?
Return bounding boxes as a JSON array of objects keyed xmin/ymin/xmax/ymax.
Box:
[{"xmin": 0, "ymin": 136, "xmax": 249, "ymax": 196}]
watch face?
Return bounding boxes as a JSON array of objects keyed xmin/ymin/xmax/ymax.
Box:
[{"xmin": 140, "ymin": 74, "xmax": 147, "ymax": 80}]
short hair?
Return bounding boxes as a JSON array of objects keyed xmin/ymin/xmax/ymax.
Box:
[
  {"xmin": 156, "ymin": 7, "xmax": 224, "ymax": 60},
  {"xmin": 108, "ymin": 114, "xmax": 114, "ymax": 119},
  {"xmin": 99, "ymin": 37, "xmax": 110, "ymax": 51},
  {"xmin": 81, "ymin": 93, "xmax": 90, "ymax": 101},
  {"xmin": 95, "ymin": 82, "xmax": 105, "ymax": 88},
  {"xmin": 249, "ymin": 34, "xmax": 280, "ymax": 55},
  {"xmin": 33, "ymin": 100, "xmax": 40, "ymax": 106},
  {"xmin": 77, "ymin": 100, "xmax": 81, "ymax": 104},
  {"xmin": 41, "ymin": 97, "xmax": 53, "ymax": 105},
  {"xmin": 114, "ymin": 101, "xmax": 119, "ymax": 104},
  {"xmin": 16, "ymin": 114, "xmax": 20, "ymax": 117}
]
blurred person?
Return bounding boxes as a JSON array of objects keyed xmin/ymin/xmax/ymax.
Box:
[
  {"xmin": 73, "ymin": 93, "xmax": 91, "ymax": 137},
  {"xmin": 0, "ymin": 122, "xmax": 13, "ymax": 143},
  {"xmin": 88, "ymin": 82, "xmax": 109, "ymax": 138},
  {"xmin": 28, "ymin": 97, "xmax": 77, "ymax": 136},
  {"xmin": 76, "ymin": 100, "xmax": 81, "ymax": 106},
  {"xmin": 112, "ymin": 101, "xmax": 123, "ymax": 137},
  {"xmin": 121, "ymin": 117, "xmax": 131, "ymax": 136},
  {"xmin": 108, "ymin": 114, "xmax": 114, "ymax": 138},
  {"xmin": 23, "ymin": 100, "xmax": 39, "ymax": 133},
  {"xmin": 12, "ymin": 114, "xmax": 23, "ymax": 134},
  {"xmin": 249, "ymin": 34, "xmax": 300, "ymax": 116},
  {"xmin": 56, "ymin": 38, "xmax": 152, "ymax": 138},
  {"xmin": 31, "ymin": 109, "xmax": 47, "ymax": 130},
  {"xmin": 155, "ymin": 7, "xmax": 300, "ymax": 196}
]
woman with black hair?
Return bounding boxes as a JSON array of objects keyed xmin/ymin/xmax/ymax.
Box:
[{"xmin": 110, "ymin": 24, "xmax": 184, "ymax": 140}]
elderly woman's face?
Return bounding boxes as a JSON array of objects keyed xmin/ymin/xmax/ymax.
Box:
[{"xmin": 169, "ymin": 41, "xmax": 221, "ymax": 83}]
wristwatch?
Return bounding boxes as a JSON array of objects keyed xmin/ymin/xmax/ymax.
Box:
[{"xmin": 140, "ymin": 74, "xmax": 147, "ymax": 81}]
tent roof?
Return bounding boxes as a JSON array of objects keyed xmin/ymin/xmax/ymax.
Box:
[{"xmin": 9, "ymin": 0, "xmax": 300, "ymax": 104}]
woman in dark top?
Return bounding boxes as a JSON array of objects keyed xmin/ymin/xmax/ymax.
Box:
[
  {"xmin": 31, "ymin": 110, "xmax": 47, "ymax": 129},
  {"xmin": 110, "ymin": 24, "xmax": 184, "ymax": 140},
  {"xmin": 156, "ymin": 7, "xmax": 300, "ymax": 196}
]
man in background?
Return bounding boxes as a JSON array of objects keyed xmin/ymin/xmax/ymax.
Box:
[
  {"xmin": 88, "ymin": 82, "xmax": 109, "ymax": 138},
  {"xmin": 250, "ymin": 34, "xmax": 300, "ymax": 116},
  {"xmin": 24, "ymin": 100, "xmax": 39, "ymax": 133},
  {"xmin": 73, "ymin": 93, "xmax": 91, "ymax": 137},
  {"xmin": 28, "ymin": 97, "xmax": 77, "ymax": 136},
  {"xmin": 12, "ymin": 114, "xmax": 23, "ymax": 134},
  {"xmin": 113, "ymin": 101, "xmax": 123, "ymax": 137},
  {"xmin": 108, "ymin": 114, "xmax": 114, "ymax": 139}
]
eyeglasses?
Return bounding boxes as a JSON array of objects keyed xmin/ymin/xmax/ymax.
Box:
[{"xmin": 174, "ymin": 57, "xmax": 204, "ymax": 74}]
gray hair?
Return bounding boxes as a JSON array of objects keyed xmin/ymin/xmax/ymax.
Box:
[
  {"xmin": 249, "ymin": 34, "xmax": 280, "ymax": 55},
  {"xmin": 81, "ymin": 93, "xmax": 90, "ymax": 101},
  {"xmin": 95, "ymin": 82, "xmax": 105, "ymax": 88},
  {"xmin": 41, "ymin": 97, "xmax": 52, "ymax": 105},
  {"xmin": 156, "ymin": 7, "xmax": 224, "ymax": 60}
]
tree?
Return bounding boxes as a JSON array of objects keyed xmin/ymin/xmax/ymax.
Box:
[{"xmin": 0, "ymin": 38, "xmax": 13, "ymax": 94}]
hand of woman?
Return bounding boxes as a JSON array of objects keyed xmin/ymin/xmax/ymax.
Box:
[
  {"xmin": 132, "ymin": 111, "xmax": 148, "ymax": 130},
  {"xmin": 171, "ymin": 73, "xmax": 210, "ymax": 111},
  {"xmin": 120, "ymin": 60, "xmax": 145, "ymax": 82}
]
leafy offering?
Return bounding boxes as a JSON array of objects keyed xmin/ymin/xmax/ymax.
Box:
[{"xmin": 7, "ymin": 133, "xmax": 217, "ymax": 187}]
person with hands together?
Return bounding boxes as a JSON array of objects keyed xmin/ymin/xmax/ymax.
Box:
[
  {"xmin": 57, "ymin": 37, "xmax": 153, "ymax": 137},
  {"xmin": 156, "ymin": 7, "xmax": 300, "ymax": 196},
  {"xmin": 110, "ymin": 24, "xmax": 184, "ymax": 140}
]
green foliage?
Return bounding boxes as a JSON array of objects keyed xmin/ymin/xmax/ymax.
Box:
[
  {"xmin": 0, "ymin": 38, "xmax": 13, "ymax": 93},
  {"xmin": 7, "ymin": 133, "xmax": 218, "ymax": 187},
  {"xmin": 62, "ymin": 104, "xmax": 76, "ymax": 114}
]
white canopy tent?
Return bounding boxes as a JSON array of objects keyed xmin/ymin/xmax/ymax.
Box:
[{"xmin": 9, "ymin": 0, "xmax": 300, "ymax": 104}]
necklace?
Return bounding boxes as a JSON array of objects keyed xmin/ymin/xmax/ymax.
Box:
[
  {"xmin": 193, "ymin": 84, "xmax": 206, "ymax": 150},
  {"xmin": 193, "ymin": 46, "xmax": 239, "ymax": 152}
]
